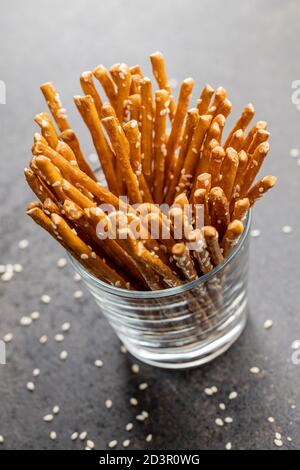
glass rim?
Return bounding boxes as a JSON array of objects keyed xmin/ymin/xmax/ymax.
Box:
[{"xmin": 68, "ymin": 209, "xmax": 251, "ymax": 299}]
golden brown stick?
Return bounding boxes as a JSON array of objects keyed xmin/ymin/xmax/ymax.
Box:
[
  {"xmin": 60, "ymin": 129, "xmax": 97, "ymax": 181},
  {"xmin": 185, "ymin": 229, "xmax": 213, "ymax": 274},
  {"xmin": 208, "ymin": 146, "xmax": 225, "ymax": 186},
  {"xmin": 220, "ymin": 147, "xmax": 239, "ymax": 200},
  {"xmin": 209, "ymin": 187, "xmax": 230, "ymax": 238},
  {"xmin": 164, "ymin": 108, "xmax": 199, "ymax": 206},
  {"xmin": 130, "ymin": 65, "xmax": 144, "ymax": 76},
  {"xmin": 197, "ymin": 84, "xmax": 214, "ymax": 115},
  {"xmin": 165, "ymin": 78, "xmax": 194, "ymax": 184},
  {"xmin": 217, "ymin": 98, "xmax": 232, "ymax": 119},
  {"xmin": 24, "ymin": 167, "xmax": 56, "ymax": 203},
  {"xmin": 127, "ymin": 94, "xmax": 141, "ymax": 122},
  {"xmin": 43, "ymin": 198, "xmax": 60, "ymax": 215},
  {"xmin": 213, "ymin": 114, "xmax": 226, "ymax": 142},
  {"xmin": 221, "ymin": 220, "xmax": 244, "ymax": 257},
  {"xmin": 80, "ymin": 71, "xmax": 103, "ymax": 119},
  {"xmin": 74, "ymin": 95, "xmax": 119, "ymax": 195},
  {"xmin": 130, "ymin": 74, "xmax": 142, "ymax": 94},
  {"xmin": 149, "ymin": 51, "xmax": 176, "ymax": 119},
  {"xmin": 242, "ymin": 120, "xmax": 267, "ymax": 151},
  {"xmin": 231, "ymin": 149, "xmax": 248, "ymax": 201},
  {"xmin": 209, "ymin": 87, "xmax": 227, "ymax": 115},
  {"xmin": 246, "ymin": 175, "xmax": 277, "ymax": 207},
  {"xmin": 247, "ymin": 129, "xmax": 270, "ymax": 154},
  {"xmin": 93, "ymin": 64, "xmax": 117, "ymax": 107},
  {"xmin": 227, "ymin": 129, "xmax": 244, "ymax": 151},
  {"xmin": 123, "ymin": 120, "xmax": 153, "ymax": 203},
  {"xmin": 171, "ymin": 243, "xmax": 197, "ymax": 281},
  {"xmin": 109, "ymin": 63, "xmax": 131, "ymax": 122},
  {"xmin": 239, "ymin": 141, "xmax": 270, "ymax": 196},
  {"xmin": 153, "ymin": 89, "xmax": 169, "ymax": 203},
  {"xmin": 101, "ymin": 116, "xmax": 143, "ymax": 204},
  {"xmin": 193, "ymin": 188, "xmax": 211, "ymax": 226},
  {"xmin": 224, "ymin": 103, "xmax": 255, "ymax": 148},
  {"xmin": 140, "ymin": 77, "xmax": 154, "ymax": 186},
  {"xmin": 196, "ymin": 121, "xmax": 221, "ymax": 174},
  {"xmin": 33, "ymin": 132, "xmax": 48, "ymax": 146},
  {"xmin": 55, "ymin": 141, "xmax": 78, "ymax": 164},
  {"xmin": 203, "ymin": 226, "xmax": 224, "ymax": 266},
  {"xmin": 193, "ymin": 173, "xmax": 211, "ymax": 196},
  {"xmin": 34, "ymin": 112, "xmax": 59, "ymax": 149},
  {"xmin": 231, "ymin": 198, "xmax": 250, "ymax": 221},
  {"xmin": 40, "ymin": 82, "xmax": 71, "ymax": 131}
]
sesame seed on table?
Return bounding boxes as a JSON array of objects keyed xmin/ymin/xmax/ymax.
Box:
[{"xmin": 0, "ymin": 0, "xmax": 300, "ymax": 451}]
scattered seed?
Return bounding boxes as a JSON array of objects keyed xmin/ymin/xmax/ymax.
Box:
[
  {"xmin": 57, "ymin": 258, "xmax": 67, "ymax": 268},
  {"xmin": 108, "ymin": 440, "xmax": 118, "ymax": 449},
  {"xmin": 70, "ymin": 432, "xmax": 78, "ymax": 441},
  {"xmin": 0, "ymin": 435, "xmax": 4, "ymax": 443},
  {"xmin": 33, "ymin": 368, "xmax": 40, "ymax": 377},
  {"xmin": 26, "ymin": 382, "xmax": 35, "ymax": 392},
  {"xmin": 105, "ymin": 399, "xmax": 113, "ymax": 409},
  {"xmin": 131, "ymin": 363, "xmax": 140, "ymax": 374},
  {"xmin": 224, "ymin": 416, "xmax": 233, "ymax": 424},
  {"xmin": 139, "ymin": 382, "xmax": 148, "ymax": 391},
  {"xmin": 211, "ymin": 386, "xmax": 218, "ymax": 393},
  {"xmin": 52, "ymin": 405, "xmax": 60, "ymax": 415},
  {"xmin": 13, "ymin": 264, "xmax": 23, "ymax": 272},
  {"xmin": 41, "ymin": 294, "xmax": 51, "ymax": 304},
  {"xmin": 86, "ymin": 439, "xmax": 95, "ymax": 449},
  {"xmin": 291, "ymin": 340, "xmax": 300, "ymax": 350},
  {"xmin": 59, "ymin": 350, "xmax": 68, "ymax": 361},
  {"xmin": 43, "ymin": 414, "xmax": 54, "ymax": 422},
  {"xmin": 30, "ymin": 311, "xmax": 40, "ymax": 320},
  {"xmin": 287, "ymin": 436, "xmax": 292, "ymax": 442},
  {"xmin": 274, "ymin": 438, "xmax": 283, "ymax": 447},
  {"xmin": 130, "ymin": 397, "xmax": 138, "ymax": 406},
  {"xmin": 145, "ymin": 434, "xmax": 153, "ymax": 443},
  {"xmin": 228, "ymin": 391, "xmax": 238, "ymax": 400},
  {"xmin": 268, "ymin": 416, "xmax": 275, "ymax": 423},
  {"xmin": 1, "ymin": 268, "xmax": 14, "ymax": 282},
  {"xmin": 215, "ymin": 418, "xmax": 224, "ymax": 427},
  {"xmin": 250, "ymin": 229, "xmax": 261, "ymax": 238},
  {"xmin": 282, "ymin": 225, "xmax": 293, "ymax": 234},
  {"xmin": 20, "ymin": 316, "xmax": 32, "ymax": 326},
  {"xmin": 264, "ymin": 319, "xmax": 273, "ymax": 329},
  {"xmin": 250, "ymin": 366, "xmax": 260, "ymax": 374},
  {"xmin": 3, "ymin": 333, "xmax": 13, "ymax": 343},
  {"xmin": 18, "ymin": 239, "xmax": 29, "ymax": 249},
  {"xmin": 126, "ymin": 422, "xmax": 133, "ymax": 431},
  {"xmin": 74, "ymin": 273, "xmax": 81, "ymax": 282},
  {"xmin": 289, "ymin": 148, "xmax": 299, "ymax": 157},
  {"xmin": 50, "ymin": 431, "xmax": 57, "ymax": 440},
  {"xmin": 61, "ymin": 322, "xmax": 71, "ymax": 332},
  {"xmin": 94, "ymin": 359, "xmax": 103, "ymax": 368},
  {"xmin": 39, "ymin": 335, "xmax": 48, "ymax": 344},
  {"xmin": 54, "ymin": 334, "xmax": 64, "ymax": 342},
  {"xmin": 122, "ymin": 439, "xmax": 130, "ymax": 448},
  {"xmin": 120, "ymin": 344, "xmax": 127, "ymax": 354},
  {"xmin": 225, "ymin": 442, "xmax": 232, "ymax": 450},
  {"xmin": 74, "ymin": 290, "xmax": 83, "ymax": 299},
  {"xmin": 219, "ymin": 403, "xmax": 226, "ymax": 411},
  {"xmin": 79, "ymin": 431, "xmax": 87, "ymax": 440}
]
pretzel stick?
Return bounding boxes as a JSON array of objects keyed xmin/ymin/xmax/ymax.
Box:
[
  {"xmin": 164, "ymin": 108, "xmax": 199, "ymax": 205},
  {"xmin": 194, "ymin": 172, "xmax": 211, "ymax": 194},
  {"xmin": 143, "ymin": 212, "xmax": 174, "ymax": 254},
  {"xmin": 130, "ymin": 65, "xmax": 144, "ymax": 76},
  {"xmin": 208, "ymin": 146, "xmax": 225, "ymax": 186},
  {"xmin": 209, "ymin": 87, "xmax": 227, "ymax": 116},
  {"xmin": 231, "ymin": 197, "xmax": 250, "ymax": 221},
  {"xmin": 185, "ymin": 229, "xmax": 213, "ymax": 274},
  {"xmin": 149, "ymin": 51, "xmax": 176, "ymax": 119},
  {"xmin": 34, "ymin": 112, "xmax": 59, "ymax": 149},
  {"xmin": 93, "ymin": 64, "xmax": 117, "ymax": 107},
  {"xmin": 140, "ymin": 77, "xmax": 154, "ymax": 186},
  {"xmin": 43, "ymin": 198, "xmax": 60, "ymax": 215},
  {"xmin": 203, "ymin": 226, "xmax": 224, "ymax": 266},
  {"xmin": 24, "ymin": 167, "xmax": 56, "ymax": 203},
  {"xmin": 197, "ymin": 121, "xmax": 221, "ymax": 174},
  {"xmin": 127, "ymin": 94, "xmax": 141, "ymax": 122},
  {"xmin": 101, "ymin": 116, "xmax": 143, "ymax": 204},
  {"xmin": 197, "ymin": 84, "xmax": 214, "ymax": 114},
  {"xmin": 33, "ymin": 132, "xmax": 48, "ymax": 146},
  {"xmin": 213, "ymin": 114, "xmax": 226, "ymax": 142},
  {"xmin": 246, "ymin": 175, "xmax": 277, "ymax": 207},
  {"xmin": 220, "ymin": 147, "xmax": 239, "ymax": 200},
  {"xmin": 247, "ymin": 129, "xmax": 270, "ymax": 154},
  {"xmin": 221, "ymin": 220, "xmax": 244, "ymax": 257},
  {"xmin": 165, "ymin": 78, "xmax": 194, "ymax": 184},
  {"xmin": 80, "ymin": 71, "xmax": 103, "ymax": 119},
  {"xmin": 239, "ymin": 141, "xmax": 270, "ymax": 196},
  {"xmin": 60, "ymin": 129, "xmax": 96, "ymax": 181},
  {"xmin": 209, "ymin": 187, "xmax": 230, "ymax": 238},
  {"xmin": 172, "ymin": 243, "xmax": 198, "ymax": 281},
  {"xmin": 216, "ymin": 98, "xmax": 232, "ymax": 119},
  {"xmin": 109, "ymin": 63, "xmax": 131, "ymax": 122},
  {"xmin": 231, "ymin": 149, "xmax": 248, "ymax": 201},
  {"xmin": 74, "ymin": 95, "xmax": 119, "ymax": 195},
  {"xmin": 123, "ymin": 120, "xmax": 153, "ymax": 203},
  {"xmin": 56, "ymin": 141, "xmax": 78, "ymax": 164},
  {"xmin": 130, "ymin": 74, "xmax": 142, "ymax": 94},
  {"xmin": 40, "ymin": 82, "xmax": 71, "ymax": 131},
  {"xmin": 242, "ymin": 120, "xmax": 267, "ymax": 151},
  {"xmin": 224, "ymin": 103, "xmax": 255, "ymax": 148},
  {"xmin": 193, "ymin": 188, "xmax": 211, "ymax": 226},
  {"xmin": 227, "ymin": 129, "xmax": 244, "ymax": 151},
  {"xmin": 152, "ymin": 89, "xmax": 169, "ymax": 203}
]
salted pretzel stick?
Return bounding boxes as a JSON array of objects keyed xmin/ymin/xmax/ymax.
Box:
[
  {"xmin": 80, "ymin": 71, "xmax": 103, "ymax": 119},
  {"xmin": 193, "ymin": 189, "xmax": 211, "ymax": 226},
  {"xmin": 60, "ymin": 129, "xmax": 96, "ymax": 181},
  {"xmin": 56, "ymin": 141, "xmax": 78, "ymax": 164},
  {"xmin": 231, "ymin": 198, "xmax": 250, "ymax": 221},
  {"xmin": 221, "ymin": 220, "xmax": 244, "ymax": 257},
  {"xmin": 220, "ymin": 147, "xmax": 239, "ymax": 200},
  {"xmin": 24, "ymin": 167, "xmax": 56, "ymax": 203},
  {"xmin": 123, "ymin": 120, "xmax": 153, "ymax": 203},
  {"xmin": 34, "ymin": 112, "xmax": 59, "ymax": 149},
  {"xmin": 140, "ymin": 77, "xmax": 154, "ymax": 185},
  {"xmin": 227, "ymin": 129, "xmax": 244, "ymax": 151},
  {"xmin": 203, "ymin": 226, "xmax": 224, "ymax": 266},
  {"xmin": 239, "ymin": 141, "xmax": 270, "ymax": 196},
  {"xmin": 209, "ymin": 146, "xmax": 225, "ymax": 187},
  {"xmin": 93, "ymin": 64, "xmax": 117, "ymax": 107},
  {"xmin": 246, "ymin": 176, "xmax": 277, "ymax": 207},
  {"xmin": 33, "ymin": 132, "xmax": 48, "ymax": 146},
  {"xmin": 40, "ymin": 82, "xmax": 71, "ymax": 131},
  {"xmin": 164, "ymin": 108, "xmax": 199, "ymax": 205},
  {"xmin": 127, "ymin": 94, "xmax": 141, "ymax": 122},
  {"xmin": 247, "ymin": 129, "xmax": 270, "ymax": 154},
  {"xmin": 130, "ymin": 74, "xmax": 142, "ymax": 94},
  {"xmin": 242, "ymin": 120, "xmax": 267, "ymax": 151},
  {"xmin": 101, "ymin": 116, "xmax": 143, "ymax": 204},
  {"xmin": 143, "ymin": 212, "xmax": 175, "ymax": 254},
  {"xmin": 109, "ymin": 63, "xmax": 131, "ymax": 122},
  {"xmin": 230, "ymin": 150, "xmax": 248, "ymax": 202},
  {"xmin": 130, "ymin": 65, "xmax": 144, "ymax": 76},
  {"xmin": 149, "ymin": 51, "xmax": 176, "ymax": 119},
  {"xmin": 197, "ymin": 84, "xmax": 214, "ymax": 115},
  {"xmin": 165, "ymin": 78, "xmax": 194, "ymax": 183},
  {"xmin": 43, "ymin": 198, "xmax": 60, "ymax": 215},
  {"xmin": 172, "ymin": 243, "xmax": 197, "ymax": 281},
  {"xmin": 153, "ymin": 89, "xmax": 169, "ymax": 203},
  {"xmin": 185, "ymin": 229, "xmax": 213, "ymax": 274},
  {"xmin": 74, "ymin": 95, "xmax": 118, "ymax": 195},
  {"xmin": 175, "ymin": 114, "xmax": 212, "ymax": 198},
  {"xmin": 209, "ymin": 187, "xmax": 230, "ymax": 238},
  {"xmin": 224, "ymin": 103, "xmax": 255, "ymax": 148},
  {"xmin": 209, "ymin": 87, "xmax": 227, "ymax": 115},
  {"xmin": 196, "ymin": 121, "xmax": 221, "ymax": 174},
  {"xmin": 194, "ymin": 173, "xmax": 211, "ymax": 194},
  {"xmin": 213, "ymin": 114, "xmax": 226, "ymax": 142}
]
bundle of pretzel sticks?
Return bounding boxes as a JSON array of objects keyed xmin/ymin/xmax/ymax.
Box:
[{"xmin": 25, "ymin": 51, "xmax": 276, "ymax": 292}]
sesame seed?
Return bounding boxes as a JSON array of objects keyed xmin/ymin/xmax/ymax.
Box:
[
  {"xmin": 250, "ymin": 229, "xmax": 261, "ymax": 238},
  {"xmin": 13, "ymin": 264, "xmax": 23, "ymax": 273},
  {"xmin": 18, "ymin": 239, "xmax": 29, "ymax": 249},
  {"xmin": 61, "ymin": 322, "xmax": 71, "ymax": 332},
  {"xmin": 81, "ymin": 254, "xmax": 89, "ymax": 260},
  {"xmin": 264, "ymin": 319, "xmax": 273, "ymax": 329},
  {"xmin": 26, "ymin": 381, "xmax": 35, "ymax": 392},
  {"xmin": 122, "ymin": 439, "xmax": 130, "ymax": 448},
  {"xmin": 215, "ymin": 418, "xmax": 224, "ymax": 427},
  {"xmin": 39, "ymin": 335, "xmax": 48, "ymax": 344},
  {"xmin": 224, "ymin": 416, "xmax": 233, "ymax": 424},
  {"xmin": 108, "ymin": 440, "xmax": 118, "ymax": 449},
  {"xmin": 0, "ymin": 435, "xmax": 4, "ymax": 443},
  {"xmin": 268, "ymin": 416, "xmax": 275, "ymax": 423},
  {"xmin": 30, "ymin": 311, "xmax": 40, "ymax": 320},
  {"xmin": 86, "ymin": 439, "xmax": 95, "ymax": 449},
  {"xmin": 130, "ymin": 397, "xmax": 138, "ymax": 406},
  {"xmin": 287, "ymin": 436, "xmax": 292, "ymax": 442},
  {"xmin": 1, "ymin": 266, "xmax": 14, "ymax": 282},
  {"xmin": 120, "ymin": 344, "xmax": 127, "ymax": 354},
  {"xmin": 282, "ymin": 225, "xmax": 293, "ymax": 234},
  {"xmin": 219, "ymin": 403, "xmax": 226, "ymax": 411},
  {"xmin": 291, "ymin": 340, "xmax": 300, "ymax": 350},
  {"xmin": 274, "ymin": 438, "xmax": 283, "ymax": 447},
  {"xmin": 52, "ymin": 405, "xmax": 60, "ymax": 415},
  {"xmin": 33, "ymin": 368, "xmax": 40, "ymax": 377},
  {"xmin": 74, "ymin": 290, "xmax": 83, "ymax": 299},
  {"xmin": 250, "ymin": 366, "xmax": 260, "ymax": 374},
  {"xmin": 105, "ymin": 399, "xmax": 113, "ymax": 409},
  {"xmin": 50, "ymin": 431, "xmax": 57, "ymax": 440},
  {"xmin": 59, "ymin": 351, "xmax": 68, "ymax": 361},
  {"xmin": 225, "ymin": 442, "xmax": 232, "ymax": 450},
  {"xmin": 70, "ymin": 432, "xmax": 78, "ymax": 441},
  {"xmin": 79, "ymin": 431, "xmax": 87, "ymax": 440},
  {"xmin": 74, "ymin": 273, "xmax": 81, "ymax": 281},
  {"xmin": 145, "ymin": 434, "xmax": 153, "ymax": 443},
  {"xmin": 85, "ymin": 446, "xmax": 91, "ymax": 450},
  {"xmin": 211, "ymin": 386, "xmax": 218, "ymax": 393},
  {"xmin": 57, "ymin": 258, "xmax": 67, "ymax": 268},
  {"xmin": 275, "ymin": 432, "xmax": 282, "ymax": 440},
  {"xmin": 131, "ymin": 363, "xmax": 140, "ymax": 374},
  {"xmin": 41, "ymin": 294, "xmax": 51, "ymax": 304},
  {"xmin": 141, "ymin": 410, "xmax": 149, "ymax": 418},
  {"xmin": 136, "ymin": 414, "xmax": 146, "ymax": 422},
  {"xmin": 3, "ymin": 333, "xmax": 13, "ymax": 343},
  {"xmin": 43, "ymin": 414, "xmax": 54, "ymax": 422},
  {"xmin": 139, "ymin": 382, "xmax": 148, "ymax": 391},
  {"xmin": 54, "ymin": 334, "xmax": 64, "ymax": 342},
  {"xmin": 94, "ymin": 359, "xmax": 103, "ymax": 368},
  {"xmin": 20, "ymin": 316, "xmax": 32, "ymax": 326},
  {"xmin": 289, "ymin": 148, "xmax": 299, "ymax": 157},
  {"xmin": 126, "ymin": 422, "xmax": 133, "ymax": 431},
  {"xmin": 228, "ymin": 391, "xmax": 238, "ymax": 400},
  {"xmin": 204, "ymin": 388, "xmax": 214, "ymax": 396}
]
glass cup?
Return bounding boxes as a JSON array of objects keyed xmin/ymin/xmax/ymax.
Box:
[{"xmin": 69, "ymin": 211, "xmax": 251, "ymax": 369}]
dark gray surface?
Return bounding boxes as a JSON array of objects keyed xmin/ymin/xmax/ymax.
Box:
[{"xmin": 0, "ymin": 0, "xmax": 299, "ymax": 450}]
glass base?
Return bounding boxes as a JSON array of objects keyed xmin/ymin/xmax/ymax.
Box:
[{"xmin": 118, "ymin": 306, "xmax": 248, "ymax": 369}]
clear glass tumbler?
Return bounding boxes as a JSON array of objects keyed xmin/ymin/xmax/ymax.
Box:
[{"xmin": 70, "ymin": 212, "xmax": 251, "ymax": 369}]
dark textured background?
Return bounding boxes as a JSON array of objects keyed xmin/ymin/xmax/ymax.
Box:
[{"xmin": 0, "ymin": 0, "xmax": 299, "ymax": 450}]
